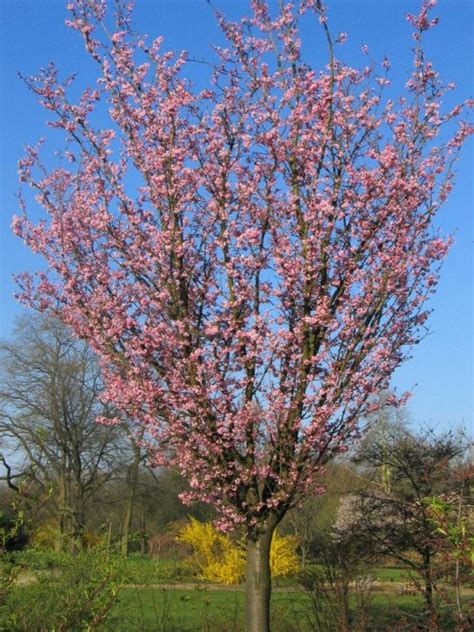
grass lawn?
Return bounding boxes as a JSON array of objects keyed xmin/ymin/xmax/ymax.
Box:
[
  {"xmin": 108, "ymin": 586, "xmax": 312, "ymax": 631},
  {"xmin": 109, "ymin": 587, "xmax": 473, "ymax": 631},
  {"xmin": 123, "ymin": 555, "xmax": 195, "ymax": 584},
  {"xmin": 107, "ymin": 586, "xmax": 432, "ymax": 632},
  {"xmin": 3, "ymin": 553, "xmax": 470, "ymax": 631},
  {"xmin": 370, "ymin": 567, "xmax": 411, "ymax": 582},
  {"xmin": 3, "ymin": 579, "xmax": 468, "ymax": 631}
]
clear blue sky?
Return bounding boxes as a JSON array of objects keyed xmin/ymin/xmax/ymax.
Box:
[{"xmin": 0, "ymin": 1, "xmax": 472, "ymax": 430}]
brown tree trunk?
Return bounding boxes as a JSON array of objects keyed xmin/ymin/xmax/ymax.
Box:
[
  {"xmin": 454, "ymin": 488, "xmax": 464, "ymax": 622},
  {"xmin": 422, "ymin": 548, "xmax": 435, "ymax": 616},
  {"xmin": 57, "ymin": 468, "xmax": 69, "ymax": 552},
  {"xmin": 120, "ymin": 439, "xmax": 141, "ymax": 556},
  {"xmin": 245, "ymin": 522, "xmax": 276, "ymax": 632},
  {"xmin": 120, "ymin": 493, "xmax": 134, "ymax": 556},
  {"xmin": 71, "ymin": 504, "xmax": 86, "ymax": 552},
  {"xmin": 139, "ymin": 505, "xmax": 147, "ymax": 555}
]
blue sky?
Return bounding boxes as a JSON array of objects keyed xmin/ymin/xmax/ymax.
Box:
[{"xmin": 0, "ymin": 0, "xmax": 472, "ymax": 430}]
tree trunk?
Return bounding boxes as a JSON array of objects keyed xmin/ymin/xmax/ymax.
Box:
[
  {"xmin": 341, "ymin": 582, "xmax": 351, "ymax": 632},
  {"xmin": 120, "ymin": 438, "xmax": 141, "ymax": 556},
  {"xmin": 422, "ymin": 548, "xmax": 434, "ymax": 615},
  {"xmin": 119, "ymin": 491, "xmax": 134, "ymax": 556},
  {"xmin": 245, "ymin": 523, "xmax": 276, "ymax": 632},
  {"xmin": 454, "ymin": 486, "xmax": 465, "ymax": 622},
  {"xmin": 57, "ymin": 468, "xmax": 69, "ymax": 552},
  {"xmin": 71, "ymin": 504, "xmax": 86, "ymax": 552},
  {"xmin": 139, "ymin": 506, "xmax": 147, "ymax": 555}
]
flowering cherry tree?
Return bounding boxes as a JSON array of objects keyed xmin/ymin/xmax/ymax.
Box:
[{"xmin": 12, "ymin": 1, "xmax": 471, "ymax": 629}]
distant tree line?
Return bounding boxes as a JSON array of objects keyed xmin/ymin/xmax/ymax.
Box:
[{"xmin": 0, "ymin": 315, "xmax": 210, "ymax": 555}]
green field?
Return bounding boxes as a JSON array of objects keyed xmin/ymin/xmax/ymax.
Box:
[
  {"xmin": 3, "ymin": 579, "xmax": 470, "ymax": 631},
  {"xmin": 109, "ymin": 587, "xmax": 308, "ymax": 632},
  {"xmin": 106, "ymin": 587, "xmax": 437, "ymax": 632}
]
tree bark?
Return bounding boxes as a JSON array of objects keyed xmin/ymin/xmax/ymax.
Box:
[
  {"xmin": 422, "ymin": 548, "xmax": 434, "ymax": 615},
  {"xmin": 57, "ymin": 467, "xmax": 69, "ymax": 552},
  {"xmin": 71, "ymin": 503, "xmax": 86, "ymax": 552},
  {"xmin": 245, "ymin": 523, "xmax": 276, "ymax": 632},
  {"xmin": 120, "ymin": 438, "xmax": 141, "ymax": 556}
]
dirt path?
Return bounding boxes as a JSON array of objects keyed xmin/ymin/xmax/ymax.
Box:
[
  {"xmin": 14, "ymin": 572, "xmax": 474, "ymax": 596},
  {"xmin": 122, "ymin": 581, "xmax": 474, "ymax": 596}
]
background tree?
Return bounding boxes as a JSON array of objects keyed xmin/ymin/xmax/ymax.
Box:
[
  {"xmin": 343, "ymin": 423, "xmax": 469, "ymax": 620},
  {"xmin": 427, "ymin": 469, "xmax": 473, "ymax": 625},
  {"xmin": 0, "ymin": 315, "xmax": 124, "ymax": 551},
  {"xmin": 282, "ymin": 461, "xmax": 358, "ymax": 567},
  {"xmin": 115, "ymin": 456, "xmax": 213, "ymax": 556},
  {"xmin": 12, "ymin": 0, "xmax": 472, "ymax": 629}
]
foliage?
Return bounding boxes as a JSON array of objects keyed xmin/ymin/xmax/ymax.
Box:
[
  {"xmin": 0, "ymin": 507, "xmax": 25, "ymax": 617},
  {"xmin": 178, "ymin": 519, "xmax": 245, "ymax": 585},
  {"xmin": 178, "ymin": 519, "xmax": 299, "ymax": 585},
  {"xmin": 269, "ymin": 531, "xmax": 300, "ymax": 579},
  {"xmin": 1, "ymin": 549, "xmax": 124, "ymax": 632},
  {"xmin": 427, "ymin": 481, "xmax": 474, "ymax": 626},
  {"xmin": 427, "ymin": 493, "xmax": 473, "ymax": 573},
  {"xmin": 283, "ymin": 462, "xmax": 360, "ymax": 566},
  {"xmin": 0, "ymin": 509, "xmax": 26, "ymax": 554},
  {"xmin": 12, "ymin": 548, "xmax": 66, "ymax": 571},
  {"xmin": 29, "ymin": 519, "xmax": 60, "ymax": 551},
  {"xmin": 345, "ymin": 423, "xmax": 469, "ymax": 619}
]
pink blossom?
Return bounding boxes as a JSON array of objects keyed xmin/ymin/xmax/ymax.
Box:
[{"xmin": 12, "ymin": 0, "xmax": 471, "ymax": 541}]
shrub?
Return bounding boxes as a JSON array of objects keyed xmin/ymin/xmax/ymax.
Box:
[
  {"xmin": 1, "ymin": 549, "xmax": 124, "ymax": 631},
  {"xmin": 178, "ymin": 518, "xmax": 300, "ymax": 585},
  {"xmin": 0, "ymin": 508, "xmax": 25, "ymax": 613},
  {"xmin": 0, "ymin": 510, "xmax": 27, "ymax": 553},
  {"xmin": 299, "ymin": 531, "xmax": 375, "ymax": 632},
  {"xmin": 30, "ymin": 519, "xmax": 104, "ymax": 552},
  {"xmin": 270, "ymin": 531, "xmax": 300, "ymax": 579}
]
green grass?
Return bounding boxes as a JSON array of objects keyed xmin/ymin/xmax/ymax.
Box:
[
  {"xmin": 300, "ymin": 563, "xmax": 411, "ymax": 584},
  {"xmin": 108, "ymin": 587, "xmax": 312, "ymax": 632},
  {"xmin": 107, "ymin": 587, "xmax": 434, "ymax": 632},
  {"xmin": 123, "ymin": 554, "xmax": 195, "ymax": 584},
  {"xmin": 12, "ymin": 550, "xmax": 197, "ymax": 585},
  {"xmin": 4, "ymin": 552, "xmax": 470, "ymax": 631},
  {"xmin": 370, "ymin": 567, "xmax": 411, "ymax": 582},
  {"xmin": 3, "ymin": 580, "xmax": 469, "ymax": 631}
]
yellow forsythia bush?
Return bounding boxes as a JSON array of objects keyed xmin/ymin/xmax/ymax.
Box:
[
  {"xmin": 177, "ymin": 518, "xmax": 300, "ymax": 585},
  {"xmin": 269, "ymin": 530, "xmax": 300, "ymax": 578}
]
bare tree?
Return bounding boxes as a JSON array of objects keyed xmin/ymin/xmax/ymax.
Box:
[
  {"xmin": 339, "ymin": 423, "xmax": 469, "ymax": 620},
  {"xmin": 0, "ymin": 315, "xmax": 124, "ymax": 551}
]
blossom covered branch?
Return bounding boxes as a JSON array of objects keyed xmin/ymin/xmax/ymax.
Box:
[{"xmin": 13, "ymin": 0, "xmax": 472, "ymax": 533}]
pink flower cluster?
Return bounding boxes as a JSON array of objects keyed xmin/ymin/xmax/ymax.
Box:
[{"xmin": 13, "ymin": 0, "xmax": 471, "ymax": 534}]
